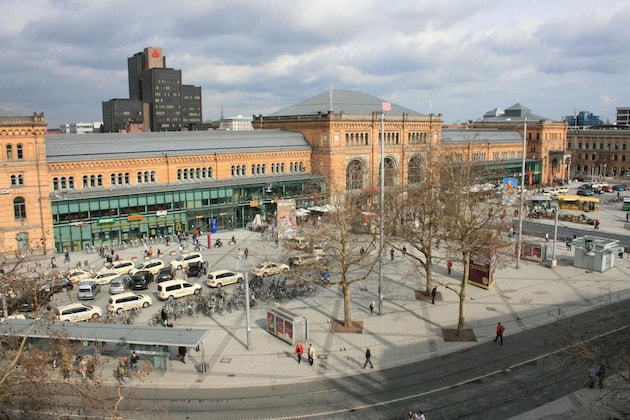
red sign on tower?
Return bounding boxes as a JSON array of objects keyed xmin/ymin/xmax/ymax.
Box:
[{"xmin": 151, "ymin": 49, "xmax": 160, "ymax": 58}]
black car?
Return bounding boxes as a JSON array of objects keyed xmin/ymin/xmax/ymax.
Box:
[
  {"xmin": 38, "ymin": 277, "xmax": 74, "ymax": 300},
  {"xmin": 156, "ymin": 267, "xmax": 174, "ymax": 283},
  {"xmin": 577, "ymin": 188, "xmax": 594, "ymax": 196},
  {"xmin": 131, "ymin": 270, "xmax": 154, "ymax": 290},
  {"xmin": 186, "ymin": 261, "xmax": 207, "ymax": 278}
]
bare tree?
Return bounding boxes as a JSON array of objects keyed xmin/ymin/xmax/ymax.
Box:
[
  {"xmin": 299, "ymin": 192, "xmax": 381, "ymax": 328},
  {"xmin": 438, "ymin": 159, "xmax": 511, "ymax": 335}
]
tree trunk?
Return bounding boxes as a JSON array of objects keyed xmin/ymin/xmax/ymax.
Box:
[
  {"xmin": 457, "ymin": 251, "xmax": 470, "ymax": 336},
  {"xmin": 342, "ymin": 282, "xmax": 352, "ymax": 327},
  {"xmin": 424, "ymin": 253, "xmax": 433, "ymax": 294}
]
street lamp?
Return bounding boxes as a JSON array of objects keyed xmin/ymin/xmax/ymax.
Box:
[{"xmin": 516, "ymin": 119, "xmax": 527, "ymax": 269}]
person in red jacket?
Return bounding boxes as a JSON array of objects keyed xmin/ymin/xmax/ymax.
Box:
[
  {"xmin": 494, "ymin": 322, "xmax": 505, "ymax": 345},
  {"xmin": 295, "ymin": 343, "xmax": 304, "ymax": 364}
]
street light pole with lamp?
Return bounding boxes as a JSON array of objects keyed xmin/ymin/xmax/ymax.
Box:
[{"xmin": 515, "ymin": 119, "xmax": 527, "ymax": 270}]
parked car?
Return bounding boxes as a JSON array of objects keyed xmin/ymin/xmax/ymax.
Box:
[
  {"xmin": 109, "ymin": 275, "xmax": 132, "ymax": 295},
  {"xmin": 577, "ymin": 188, "xmax": 594, "ymax": 196},
  {"xmin": 284, "ymin": 237, "xmax": 309, "ymax": 250},
  {"xmin": 106, "ymin": 292, "xmax": 152, "ymax": 314},
  {"xmin": 312, "ymin": 245, "xmax": 326, "ymax": 257},
  {"xmin": 612, "ymin": 184, "xmax": 626, "ymax": 191},
  {"xmin": 186, "ymin": 261, "xmax": 207, "ymax": 278},
  {"xmin": 601, "ymin": 185, "xmax": 614, "ymax": 193},
  {"xmin": 156, "ymin": 267, "xmax": 174, "ymax": 283},
  {"xmin": 38, "ymin": 277, "xmax": 74, "ymax": 300},
  {"xmin": 251, "ymin": 262, "xmax": 290, "ymax": 277},
  {"xmin": 129, "ymin": 259, "xmax": 164, "ymax": 275},
  {"xmin": 67, "ymin": 269, "xmax": 92, "ymax": 284},
  {"xmin": 57, "ymin": 302, "xmax": 103, "ymax": 322},
  {"xmin": 131, "ymin": 270, "xmax": 154, "ymax": 290},
  {"xmin": 156, "ymin": 279, "xmax": 202, "ymax": 301},
  {"xmin": 108, "ymin": 260, "xmax": 135, "ymax": 275},
  {"xmin": 206, "ymin": 269, "xmax": 243, "ymax": 288},
  {"xmin": 288, "ymin": 254, "xmax": 322, "ymax": 267},
  {"xmin": 169, "ymin": 252, "xmax": 203, "ymax": 270},
  {"xmin": 77, "ymin": 281, "xmax": 100, "ymax": 300},
  {"xmin": 90, "ymin": 270, "xmax": 119, "ymax": 285}
]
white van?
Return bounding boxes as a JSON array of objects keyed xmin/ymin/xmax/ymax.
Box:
[
  {"xmin": 156, "ymin": 279, "xmax": 202, "ymax": 301},
  {"xmin": 106, "ymin": 292, "xmax": 152, "ymax": 313}
]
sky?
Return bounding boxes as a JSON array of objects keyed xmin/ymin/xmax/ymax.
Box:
[{"xmin": 1, "ymin": 0, "xmax": 629, "ymax": 128}]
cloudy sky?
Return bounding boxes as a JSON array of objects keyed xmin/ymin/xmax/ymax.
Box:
[{"xmin": 1, "ymin": 0, "xmax": 628, "ymax": 128}]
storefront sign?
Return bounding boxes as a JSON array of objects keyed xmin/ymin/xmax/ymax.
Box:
[
  {"xmin": 97, "ymin": 217, "xmax": 116, "ymax": 224},
  {"xmin": 128, "ymin": 215, "xmax": 143, "ymax": 222},
  {"xmin": 156, "ymin": 210, "xmax": 167, "ymax": 216}
]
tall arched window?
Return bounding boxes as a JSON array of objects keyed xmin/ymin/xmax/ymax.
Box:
[
  {"xmin": 6, "ymin": 144, "xmax": 13, "ymax": 160},
  {"xmin": 383, "ymin": 157, "xmax": 397, "ymax": 187},
  {"xmin": 346, "ymin": 159, "xmax": 366, "ymax": 190},
  {"xmin": 14, "ymin": 197, "xmax": 27, "ymax": 220},
  {"xmin": 16, "ymin": 144, "xmax": 23, "ymax": 159},
  {"xmin": 408, "ymin": 155, "xmax": 424, "ymax": 184}
]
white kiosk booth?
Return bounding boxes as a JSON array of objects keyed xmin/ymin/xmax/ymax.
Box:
[{"xmin": 572, "ymin": 235, "xmax": 622, "ymax": 272}]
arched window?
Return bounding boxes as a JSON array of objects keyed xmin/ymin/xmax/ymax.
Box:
[
  {"xmin": 346, "ymin": 159, "xmax": 366, "ymax": 190},
  {"xmin": 14, "ymin": 197, "xmax": 27, "ymax": 220},
  {"xmin": 177, "ymin": 169, "xmax": 183, "ymax": 180},
  {"xmin": 16, "ymin": 144, "xmax": 23, "ymax": 159},
  {"xmin": 6, "ymin": 144, "xmax": 12, "ymax": 160},
  {"xmin": 52, "ymin": 177, "xmax": 59, "ymax": 190},
  {"xmin": 408, "ymin": 155, "xmax": 424, "ymax": 184},
  {"xmin": 383, "ymin": 157, "xmax": 397, "ymax": 187},
  {"xmin": 150, "ymin": 171, "xmax": 156, "ymax": 182},
  {"xmin": 68, "ymin": 176, "xmax": 75, "ymax": 189}
]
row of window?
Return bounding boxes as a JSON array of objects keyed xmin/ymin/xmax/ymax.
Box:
[
  {"xmin": 573, "ymin": 142, "xmax": 628, "ymax": 151},
  {"xmin": 409, "ymin": 132, "xmax": 429, "ymax": 145},
  {"xmin": 577, "ymin": 153, "xmax": 627, "ymax": 162},
  {"xmin": 52, "ymin": 161, "xmax": 308, "ymax": 191},
  {"xmin": 230, "ymin": 162, "xmax": 305, "ymax": 177},
  {"xmin": 5, "ymin": 144, "xmax": 24, "ymax": 160},
  {"xmin": 346, "ymin": 132, "xmax": 369, "ymax": 146}
]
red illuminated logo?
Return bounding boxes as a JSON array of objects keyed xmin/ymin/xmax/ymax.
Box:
[{"xmin": 151, "ymin": 49, "xmax": 160, "ymax": 58}]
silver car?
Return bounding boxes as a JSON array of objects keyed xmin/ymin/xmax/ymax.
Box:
[{"xmin": 109, "ymin": 275, "xmax": 131, "ymax": 295}]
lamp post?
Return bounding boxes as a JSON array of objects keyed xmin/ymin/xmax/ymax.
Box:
[
  {"xmin": 516, "ymin": 119, "xmax": 527, "ymax": 269},
  {"xmin": 378, "ymin": 108, "xmax": 386, "ymax": 315}
]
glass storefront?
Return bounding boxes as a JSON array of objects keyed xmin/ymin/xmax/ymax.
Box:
[{"xmin": 52, "ymin": 177, "xmax": 326, "ymax": 252}]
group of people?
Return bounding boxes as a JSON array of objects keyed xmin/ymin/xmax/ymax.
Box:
[{"xmin": 294, "ymin": 342, "xmax": 316, "ymax": 366}]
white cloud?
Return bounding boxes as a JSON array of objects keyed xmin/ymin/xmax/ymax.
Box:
[{"xmin": 0, "ymin": 0, "xmax": 627, "ymax": 126}]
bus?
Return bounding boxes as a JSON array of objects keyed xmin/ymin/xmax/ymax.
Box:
[
  {"xmin": 623, "ymin": 197, "xmax": 630, "ymax": 211},
  {"xmin": 557, "ymin": 195, "xmax": 600, "ymax": 212}
]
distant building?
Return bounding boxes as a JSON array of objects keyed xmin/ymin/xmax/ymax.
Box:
[
  {"xmin": 102, "ymin": 47, "xmax": 202, "ymax": 132},
  {"xmin": 216, "ymin": 115, "xmax": 253, "ymax": 131},
  {"xmin": 616, "ymin": 107, "xmax": 630, "ymax": 126},
  {"xmin": 59, "ymin": 122, "xmax": 103, "ymax": 134},
  {"xmin": 563, "ymin": 111, "xmax": 604, "ymax": 128}
]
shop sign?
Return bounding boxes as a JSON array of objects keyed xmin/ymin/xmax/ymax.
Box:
[
  {"xmin": 156, "ymin": 210, "xmax": 167, "ymax": 216},
  {"xmin": 97, "ymin": 217, "xmax": 116, "ymax": 224},
  {"xmin": 128, "ymin": 214, "xmax": 143, "ymax": 222}
]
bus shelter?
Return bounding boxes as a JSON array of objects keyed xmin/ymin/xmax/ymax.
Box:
[{"xmin": 0, "ymin": 319, "xmax": 208, "ymax": 374}]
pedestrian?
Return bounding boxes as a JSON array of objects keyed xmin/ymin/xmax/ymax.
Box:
[
  {"xmin": 130, "ymin": 351, "xmax": 139, "ymax": 370},
  {"xmin": 402, "ymin": 246, "xmax": 407, "ymax": 256},
  {"xmin": 178, "ymin": 346, "xmax": 187, "ymax": 364},
  {"xmin": 431, "ymin": 286, "xmax": 437, "ymax": 305},
  {"xmin": 363, "ymin": 348, "xmax": 374, "ymax": 369},
  {"xmin": 494, "ymin": 322, "xmax": 505, "ymax": 345},
  {"xmin": 64, "ymin": 250, "xmax": 70, "ymax": 263},
  {"xmin": 244, "ymin": 247, "xmax": 249, "ymax": 259},
  {"xmin": 369, "ymin": 299, "xmax": 375, "ymax": 316},
  {"xmin": 161, "ymin": 308, "xmax": 168, "ymax": 327},
  {"xmin": 594, "ymin": 220, "xmax": 600, "ymax": 230},
  {"xmin": 565, "ymin": 238, "xmax": 571, "ymax": 251},
  {"xmin": 587, "ymin": 362, "xmax": 597, "ymax": 388},
  {"xmin": 50, "ymin": 256, "xmax": 57, "ymax": 268},
  {"xmin": 295, "ymin": 342, "xmax": 304, "ymax": 364},
  {"xmin": 390, "ymin": 248, "xmax": 395, "ymax": 261},
  {"xmin": 545, "ymin": 232, "xmax": 549, "ymax": 242},
  {"xmin": 446, "ymin": 260, "xmax": 452, "ymax": 275},
  {"xmin": 416, "ymin": 410, "xmax": 426, "ymax": 420},
  {"xmin": 597, "ymin": 364, "xmax": 606, "ymax": 388},
  {"xmin": 307, "ymin": 343, "xmax": 315, "ymax": 366},
  {"xmin": 626, "ymin": 213, "xmax": 629, "ymax": 222}
]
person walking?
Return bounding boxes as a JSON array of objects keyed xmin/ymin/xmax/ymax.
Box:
[
  {"xmin": 295, "ymin": 342, "xmax": 304, "ymax": 364},
  {"xmin": 363, "ymin": 348, "xmax": 374, "ymax": 369},
  {"xmin": 50, "ymin": 256, "xmax": 57, "ymax": 268},
  {"xmin": 446, "ymin": 260, "xmax": 452, "ymax": 275},
  {"xmin": 369, "ymin": 299, "xmax": 375, "ymax": 316},
  {"xmin": 494, "ymin": 322, "xmax": 505, "ymax": 345},
  {"xmin": 431, "ymin": 286, "xmax": 437, "ymax": 305},
  {"xmin": 64, "ymin": 250, "xmax": 70, "ymax": 263},
  {"xmin": 178, "ymin": 346, "xmax": 187, "ymax": 364},
  {"xmin": 390, "ymin": 248, "xmax": 395, "ymax": 261},
  {"xmin": 161, "ymin": 308, "xmax": 168, "ymax": 327},
  {"xmin": 130, "ymin": 351, "xmax": 139, "ymax": 370},
  {"xmin": 307, "ymin": 343, "xmax": 315, "ymax": 366},
  {"xmin": 597, "ymin": 364, "xmax": 606, "ymax": 388},
  {"xmin": 545, "ymin": 232, "xmax": 549, "ymax": 242},
  {"xmin": 244, "ymin": 247, "xmax": 249, "ymax": 259}
]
